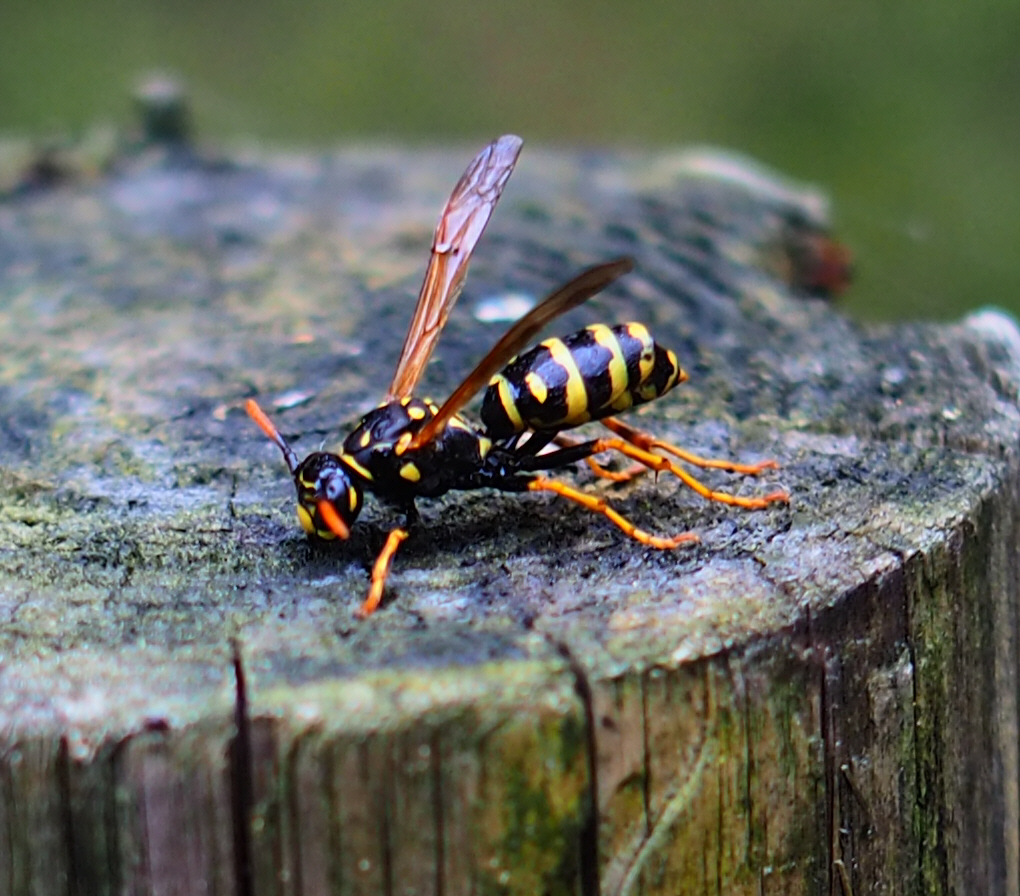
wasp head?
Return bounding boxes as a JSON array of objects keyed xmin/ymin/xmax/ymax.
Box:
[
  {"xmin": 292, "ymin": 452, "xmax": 364, "ymax": 540},
  {"xmin": 246, "ymin": 398, "xmax": 363, "ymax": 540}
]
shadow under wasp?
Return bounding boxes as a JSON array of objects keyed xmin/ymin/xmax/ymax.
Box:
[{"xmin": 246, "ymin": 135, "xmax": 789, "ymax": 617}]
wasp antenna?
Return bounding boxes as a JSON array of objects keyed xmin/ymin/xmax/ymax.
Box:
[
  {"xmin": 316, "ymin": 499, "xmax": 351, "ymax": 540},
  {"xmin": 245, "ymin": 398, "xmax": 300, "ymax": 474}
]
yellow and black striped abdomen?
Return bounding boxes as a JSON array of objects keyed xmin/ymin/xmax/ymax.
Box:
[{"xmin": 481, "ymin": 323, "xmax": 686, "ymax": 439}]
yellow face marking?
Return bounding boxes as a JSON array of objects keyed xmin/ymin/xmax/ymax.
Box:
[
  {"xmin": 349, "ymin": 489, "xmax": 359, "ymax": 513},
  {"xmin": 399, "ymin": 462, "xmax": 421, "ymax": 482},
  {"xmin": 493, "ymin": 374, "xmax": 525, "ymax": 432},
  {"xmin": 542, "ymin": 338, "xmax": 587, "ymax": 423},
  {"xmin": 525, "ymin": 371, "xmax": 548, "ymax": 404},
  {"xmin": 359, "ymin": 430, "xmax": 372, "ymax": 448},
  {"xmin": 477, "ymin": 436, "xmax": 492, "ymax": 458},
  {"xmin": 394, "ymin": 431, "xmax": 413, "ymax": 456},
  {"xmin": 589, "ymin": 324, "xmax": 629, "ymax": 406},
  {"xmin": 407, "ymin": 405, "xmax": 426, "ymax": 420},
  {"xmin": 297, "ymin": 504, "xmax": 317, "ymax": 535},
  {"xmin": 298, "ymin": 504, "xmax": 337, "ymax": 540}
]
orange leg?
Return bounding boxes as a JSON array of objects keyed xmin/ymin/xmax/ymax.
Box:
[
  {"xmin": 527, "ymin": 477, "xmax": 700, "ymax": 549},
  {"xmin": 582, "ymin": 456, "xmax": 648, "ymax": 482},
  {"xmin": 602, "ymin": 416, "xmax": 780, "ymax": 476},
  {"xmin": 356, "ymin": 527, "xmax": 410, "ymax": 618},
  {"xmin": 554, "ymin": 433, "xmax": 647, "ymax": 482},
  {"xmin": 584, "ymin": 435, "xmax": 789, "ymax": 510}
]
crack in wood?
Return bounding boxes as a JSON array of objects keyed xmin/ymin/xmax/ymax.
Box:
[
  {"xmin": 540, "ymin": 635, "xmax": 601, "ymax": 896},
  {"xmin": 229, "ymin": 640, "xmax": 255, "ymax": 896}
]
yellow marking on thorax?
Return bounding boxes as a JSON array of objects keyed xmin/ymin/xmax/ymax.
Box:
[
  {"xmin": 394, "ymin": 431, "xmax": 413, "ymax": 456},
  {"xmin": 406, "ymin": 404, "xmax": 427, "ymax": 421},
  {"xmin": 359, "ymin": 430, "xmax": 372, "ymax": 448},
  {"xmin": 340, "ymin": 453, "xmax": 373, "ymax": 481},
  {"xmin": 541, "ymin": 337, "xmax": 588, "ymax": 422},
  {"xmin": 399, "ymin": 462, "xmax": 421, "ymax": 482}
]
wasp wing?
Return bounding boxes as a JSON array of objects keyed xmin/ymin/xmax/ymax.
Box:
[
  {"xmin": 387, "ymin": 134, "xmax": 523, "ymax": 400},
  {"xmin": 409, "ymin": 257, "xmax": 634, "ymax": 450}
]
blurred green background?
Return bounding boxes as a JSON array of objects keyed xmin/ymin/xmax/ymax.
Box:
[{"xmin": 2, "ymin": 0, "xmax": 1017, "ymax": 321}]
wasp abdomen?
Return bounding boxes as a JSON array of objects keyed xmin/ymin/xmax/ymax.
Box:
[{"xmin": 481, "ymin": 323, "xmax": 686, "ymax": 439}]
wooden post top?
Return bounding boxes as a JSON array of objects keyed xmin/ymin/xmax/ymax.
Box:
[{"xmin": 1, "ymin": 135, "xmax": 1018, "ymax": 895}]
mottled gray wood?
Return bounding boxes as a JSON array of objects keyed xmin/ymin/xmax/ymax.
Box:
[{"xmin": 1, "ymin": 134, "xmax": 1018, "ymax": 895}]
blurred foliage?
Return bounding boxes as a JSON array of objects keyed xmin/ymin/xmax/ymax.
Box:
[{"xmin": 1, "ymin": 0, "xmax": 1017, "ymax": 321}]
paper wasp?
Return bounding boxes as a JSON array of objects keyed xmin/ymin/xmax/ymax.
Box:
[{"xmin": 246, "ymin": 135, "xmax": 788, "ymax": 617}]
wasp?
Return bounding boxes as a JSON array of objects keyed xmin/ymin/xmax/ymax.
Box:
[{"xmin": 246, "ymin": 135, "xmax": 788, "ymax": 617}]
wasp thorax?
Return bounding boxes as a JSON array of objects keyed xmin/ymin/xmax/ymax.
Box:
[{"xmin": 293, "ymin": 452, "xmax": 364, "ymax": 540}]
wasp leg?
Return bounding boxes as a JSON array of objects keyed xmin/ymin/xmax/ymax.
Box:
[
  {"xmin": 595, "ymin": 436, "xmax": 789, "ymax": 509},
  {"xmin": 520, "ymin": 437, "xmax": 788, "ymax": 510},
  {"xmin": 527, "ymin": 477, "xmax": 699, "ymax": 548},
  {"xmin": 553, "ymin": 433, "xmax": 647, "ymax": 482},
  {"xmin": 602, "ymin": 416, "xmax": 780, "ymax": 475},
  {"xmin": 356, "ymin": 527, "xmax": 410, "ymax": 619}
]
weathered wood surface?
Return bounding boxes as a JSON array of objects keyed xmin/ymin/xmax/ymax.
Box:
[{"xmin": 1, "ymin": 132, "xmax": 1019, "ymax": 895}]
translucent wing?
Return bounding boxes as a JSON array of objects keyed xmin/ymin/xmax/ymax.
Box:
[
  {"xmin": 409, "ymin": 257, "xmax": 634, "ymax": 450},
  {"xmin": 387, "ymin": 134, "xmax": 524, "ymax": 400}
]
